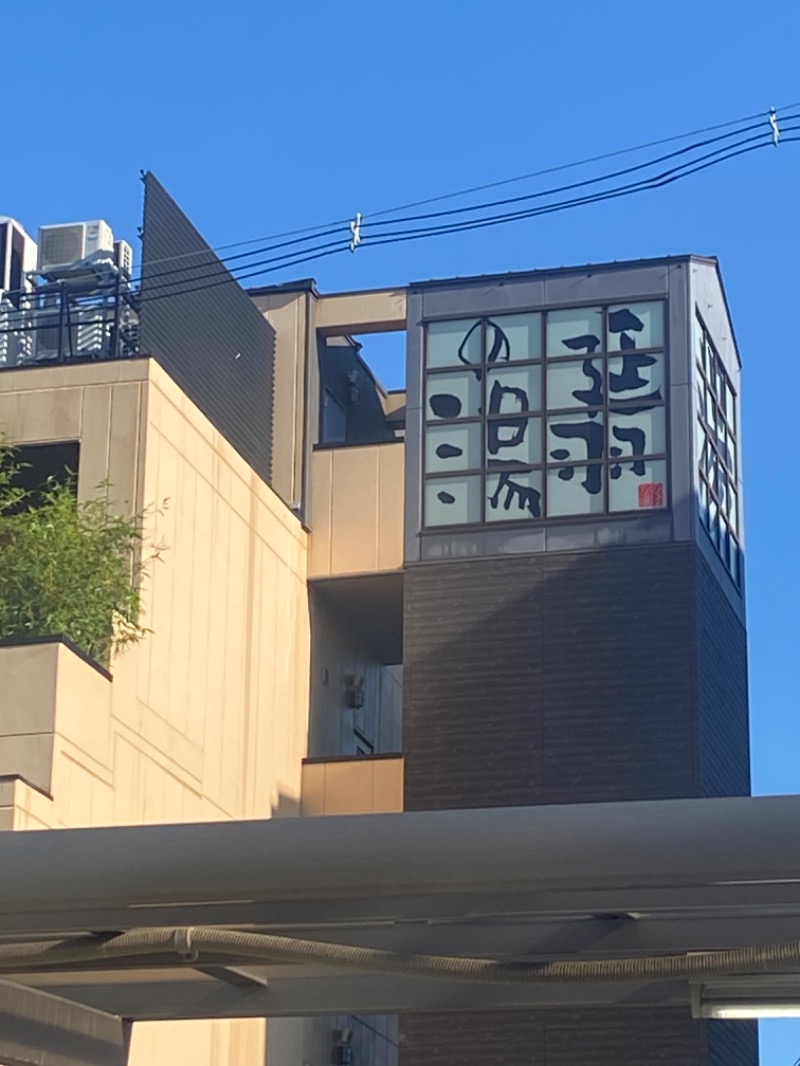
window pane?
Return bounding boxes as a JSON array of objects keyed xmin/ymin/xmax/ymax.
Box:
[
  {"xmin": 488, "ymin": 313, "xmax": 541, "ymax": 362},
  {"xmin": 487, "ymin": 415, "xmax": 542, "ymax": 464},
  {"xmin": 486, "ymin": 468, "xmax": 543, "ymax": 521},
  {"xmin": 729, "ymin": 537, "xmax": 740, "ymax": 584},
  {"xmin": 724, "ymin": 524, "xmax": 736, "ymax": 570},
  {"xmin": 709, "ymin": 496, "xmax": 720, "ymax": 547},
  {"xmin": 426, "ymin": 423, "xmax": 482, "ymax": 473},
  {"xmin": 321, "ymin": 388, "xmax": 347, "ymax": 443},
  {"xmin": 712, "ymin": 356, "xmax": 725, "ymax": 398},
  {"xmin": 546, "ymin": 359, "xmax": 603, "ymax": 410},
  {"xmin": 609, "ymin": 459, "xmax": 667, "ymax": 512},
  {"xmin": 704, "ymin": 387, "xmax": 716, "ymax": 427},
  {"xmin": 547, "ymin": 412, "xmax": 605, "ymax": 465},
  {"xmin": 702, "ymin": 437, "xmax": 714, "ymax": 478},
  {"xmin": 699, "ymin": 478, "xmax": 709, "ymax": 528},
  {"xmin": 728, "ymin": 435, "xmax": 738, "ymax": 480},
  {"xmin": 546, "ymin": 307, "xmax": 603, "ymax": 357},
  {"xmin": 609, "ymin": 405, "xmax": 666, "ymax": 459},
  {"xmin": 725, "ymin": 384, "xmax": 736, "ymax": 429},
  {"xmin": 607, "ymin": 301, "xmax": 664, "ymax": 351},
  {"xmin": 426, "ymin": 319, "xmax": 482, "ymax": 369},
  {"xmin": 695, "ymin": 416, "xmax": 705, "ymax": 464},
  {"xmin": 608, "ymin": 352, "xmax": 664, "ymax": 406},
  {"xmin": 425, "ymin": 475, "xmax": 482, "ymax": 526},
  {"xmin": 487, "ymin": 364, "xmax": 542, "ymax": 413},
  {"xmin": 730, "ymin": 487, "xmax": 739, "ymax": 533},
  {"xmin": 694, "ymin": 317, "xmax": 706, "ymax": 368},
  {"xmin": 547, "ymin": 464, "xmax": 605, "ymax": 516},
  {"xmin": 426, "ymin": 370, "xmax": 481, "ymax": 420}
]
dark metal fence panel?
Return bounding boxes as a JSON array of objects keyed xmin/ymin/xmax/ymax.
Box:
[{"xmin": 139, "ymin": 173, "xmax": 275, "ymax": 485}]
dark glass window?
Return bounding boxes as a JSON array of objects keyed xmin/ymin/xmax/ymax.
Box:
[
  {"xmin": 1, "ymin": 441, "xmax": 79, "ymax": 515},
  {"xmin": 321, "ymin": 388, "xmax": 347, "ymax": 444}
]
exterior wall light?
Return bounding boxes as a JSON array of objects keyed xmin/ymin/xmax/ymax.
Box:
[{"xmin": 692, "ymin": 982, "xmax": 800, "ymax": 1019}]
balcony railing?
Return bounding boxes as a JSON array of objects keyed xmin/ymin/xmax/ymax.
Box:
[{"xmin": 0, "ymin": 278, "xmax": 139, "ymax": 370}]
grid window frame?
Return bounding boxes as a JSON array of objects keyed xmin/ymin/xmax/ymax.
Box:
[
  {"xmin": 421, "ymin": 302, "xmax": 670, "ymax": 529},
  {"xmin": 694, "ymin": 313, "xmax": 741, "ymax": 586}
]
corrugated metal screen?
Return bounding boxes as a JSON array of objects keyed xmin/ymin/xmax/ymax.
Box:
[{"xmin": 139, "ymin": 173, "xmax": 275, "ymax": 484}]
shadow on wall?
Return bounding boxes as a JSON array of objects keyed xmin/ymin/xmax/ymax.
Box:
[
  {"xmin": 402, "ymin": 541, "xmax": 750, "ymax": 813},
  {"xmin": 271, "ymin": 791, "xmax": 302, "ymax": 820}
]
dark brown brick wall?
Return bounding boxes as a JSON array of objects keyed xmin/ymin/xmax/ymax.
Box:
[
  {"xmin": 401, "ymin": 542, "xmax": 755, "ymax": 1065},
  {"xmin": 696, "ymin": 553, "xmax": 751, "ymax": 797},
  {"xmin": 400, "ymin": 1009, "xmax": 714, "ymax": 1066},
  {"xmin": 404, "ymin": 544, "xmax": 708, "ymax": 811}
]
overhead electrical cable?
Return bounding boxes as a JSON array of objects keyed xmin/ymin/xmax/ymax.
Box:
[
  {"xmin": 133, "ymin": 100, "xmax": 800, "ymax": 273},
  {"xmin": 133, "ymin": 112, "xmax": 796, "ymax": 289},
  {"xmin": 133, "ymin": 127, "xmax": 798, "ymax": 304},
  {"xmin": 2, "ymin": 109, "xmax": 793, "ymax": 310}
]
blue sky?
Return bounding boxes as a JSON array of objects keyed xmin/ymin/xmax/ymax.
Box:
[{"xmin": 4, "ymin": 1, "xmax": 800, "ymax": 1060}]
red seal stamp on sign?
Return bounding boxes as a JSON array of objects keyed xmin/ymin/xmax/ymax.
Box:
[{"xmin": 638, "ymin": 482, "xmax": 664, "ymax": 508}]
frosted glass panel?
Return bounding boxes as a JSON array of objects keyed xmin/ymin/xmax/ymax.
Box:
[
  {"xmin": 609, "ymin": 405, "xmax": 666, "ymax": 459},
  {"xmin": 608, "ymin": 352, "xmax": 664, "ymax": 405},
  {"xmin": 547, "ymin": 412, "xmax": 605, "ymax": 465},
  {"xmin": 426, "ymin": 319, "xmax": 482, "ymax": 369},
  {"xmin": 607, "ymin": 301, "xmax": 664, "ymax": 350},
  {"xmin": 547, "ymin": 465, "xmax": 605, "ymax": 516},
  {"xmin": 547, "ymin": 307, "xmax": 603, "ymax": 356},
  {"xmin": 426, "ymin": 423, "xmax": 482, "ymax": 473},
  {"xmin": 487, "ymin": 415, "xmax": 541, "ymax": 464},
  {"xmin": 487, "ymin": 313, "xmax": 542, "ymax": 361},
  {"xmin": 425, "ymin": 475, "xmax": 482, "ymax": 526},
  {"xmin": 609, "ymin": 459, "xmax": 667, "ymax": 512},
  {"xmin": 547, "ymin": 359, "xmax": 603, "ymax": 410},
  {"xmin": 486, "ymin": 468, "xmax": 543, "ymax": 521},
  {"xmin": 426, "ymin": 370, "xmax": 481, "ymax": 420},
  {"xmin": 487, "ymin": 364, "xmax": 542, "ymax": 412}
]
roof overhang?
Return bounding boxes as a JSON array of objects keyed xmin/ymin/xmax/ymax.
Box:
[{"xmin": 2, "ymin": 795, "xmax": 800, "ymax": 1025}]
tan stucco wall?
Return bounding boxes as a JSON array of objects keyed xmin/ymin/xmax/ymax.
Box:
[
  {"xmin": 301, "ymin": 756, "xmax": 403, "ymax": 815},
  {"xmin": 0, "ymin": 358, "xmax": 312, "ymax": 1066},
  {"xmin": 309, "ymin": 443, "xmax": 404, "ymax": 577},
  {"xmin": 0, "ymin": 641, "xmax": 111, "ymax": 801}
]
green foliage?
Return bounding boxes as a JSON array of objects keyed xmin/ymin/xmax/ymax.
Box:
[{"xmin": 0, "ymin": 442, "xmax": 163, "ymax": 663}]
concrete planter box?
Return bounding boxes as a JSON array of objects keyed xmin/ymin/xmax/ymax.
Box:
[{"xmin": 0, "ymin": 636, "xmax": 111, "ymax": 796}]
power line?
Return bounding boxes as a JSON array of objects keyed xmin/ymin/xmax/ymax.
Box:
[
  {"xmin": 362, "ymin": 119, "xmax": 790, "ymax": 230},
  {"xmin": 134, "ymin": 120, "xmax": 789, "ymax": 298},
  {"xmin": 134, "ymin": 130, "xmax": 797, "ymax": 306},
  {"xmin": 363, "ymin": 99, "xmax": 800, "ymax": 218},
  {"xmin": 132, "ymin": 102, "xmax": 794, "ymax": 275},
  {"xmin": 136, "ymin": 114, "xmax": 782, "ymax": 290},
  {"xmin": 3, "ymin": 112, "xmax": 794, "ymax": 309},
  {"xmin": 364, "ymin": 129, "xmax": 792, "ymax": 244}
]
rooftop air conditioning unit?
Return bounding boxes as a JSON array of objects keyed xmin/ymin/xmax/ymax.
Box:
[
  {"xmin": 114, "ymin": 240, "xmax": 133, "ymax": 278},
  {"xmin": 0, "ymin": 217, "xmax": 37, "ymax": 305},
  {"xmin": 37, "ymin": 220, "xmax": 114, "ymax": 273}
]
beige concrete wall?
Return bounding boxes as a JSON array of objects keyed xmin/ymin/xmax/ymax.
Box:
[
  {"xmin": 0, "ymin": 641, "xmax": 111, "ymax": 801},
  {"xmin": 301, "ymin": 756, "xmax": 404, "ymax": 815},
  {"xmin": 316, "ymin": 289, "xmax": 406, "ymax": 336},
  {"xmin": 309, "ymin": 443, "xmax": 404, "ymax": 577},
  {"xmin": 0, "ymin": 358, "xmax": 312, "ymax": 1066}
]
